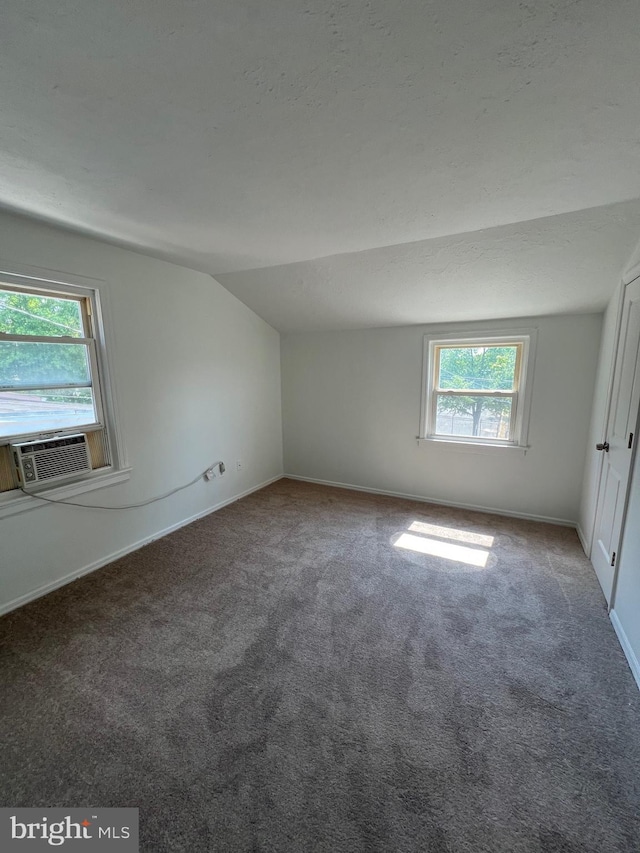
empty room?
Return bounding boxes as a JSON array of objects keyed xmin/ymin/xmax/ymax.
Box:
[{"xmin": 1, "ymin": 2, "xmax": 640, "ymax": 852}]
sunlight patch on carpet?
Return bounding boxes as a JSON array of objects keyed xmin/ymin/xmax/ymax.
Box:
[
  {"xmin": 393, "ymin": 532, "xmax": 489, "ymax": 568},
  {"xmin": 407, "ymin": 521, "xmax": 494, "ymax": 548}
]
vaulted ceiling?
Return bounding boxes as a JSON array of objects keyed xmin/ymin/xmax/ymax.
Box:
[{"xmin": 2, "ymin": 1, "xmax": 640, "ymax": 330}]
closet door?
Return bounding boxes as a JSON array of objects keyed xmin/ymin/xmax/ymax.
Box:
[{"xmin": 591, "ymin": 277, "xmax": 640, "ymax": 603}]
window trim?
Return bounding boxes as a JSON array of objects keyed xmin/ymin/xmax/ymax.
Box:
[
  {"xmin": 419, "ymin": 328, "xmax": 537, "ymax": 450},
  {"xmin": 0, "ymin": 262, "xmax": 130, "ymax": 517}
]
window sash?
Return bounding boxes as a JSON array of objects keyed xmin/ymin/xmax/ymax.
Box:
[
  {"xmin": 423, "ymin": 336, "xmax": 530, "ymax": 445},
  {"xmin": 0, "ymin": 283, "xmax": 89, "ymax": 338},
  {"xmin": 433, "ymin": 342, "xmax": 523, "ymax": 394},
  {"xmin": 0, "ymin": 336, "xmax": 95, "ymax": 393},
  {"xmin": 0, "ymin": 333, "xmax": 93, "ymax": 344},
  {"xmin": 432, "ymin": 392, "xmax": 518, "ymax": 441},
  {"xmin": 435, "ymin": 389, "xmax": 517, "ymax": 398},
  {"xmin": 0, "ymin": 293, "xmax": 104, "ymax": 439},
  {"xmin": 0, "ymin": 382, "xmax": 93, "ymax": 392}
]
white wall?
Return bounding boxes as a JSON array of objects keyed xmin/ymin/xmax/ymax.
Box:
[
  {"xmin": 578, "ymin": 285, "xmax": 623, "ymax": 551},
  {"xmin": 282, "ymin": 314, "xmax": 602, "ymax": 524},
  {"xmin": 611, "ymin": 439, "xmax": 640, "ymax": 690},
  {"xmin": 0, "ymin": 211, "xmax": 283, "ymax": 613}
]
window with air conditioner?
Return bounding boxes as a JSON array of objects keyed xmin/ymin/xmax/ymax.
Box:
[
  {"xmin": 420, "ymin": 330, "xmax": 537, "ymax": 449},
  {"xmin": 0, "ymin": 271, "xmax": 128, "ymax": 509}
]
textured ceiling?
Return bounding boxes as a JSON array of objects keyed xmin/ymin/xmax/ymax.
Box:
[
  {"xmin": 2, "ymin": 1, "xmax": 640, "ymax": 329},
  {"xmin": 218, "ymin": 202, "xmax": 640, "ymax": 332}
]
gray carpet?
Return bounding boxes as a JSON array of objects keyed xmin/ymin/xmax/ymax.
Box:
[{"xmin": 1, "ymin": 479, "xmax": 639, "ymax": 852}]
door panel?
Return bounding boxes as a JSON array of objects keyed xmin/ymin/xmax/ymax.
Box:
[
  {"xmin": 592, "ymin": 279, "xmax": 640, "ymax": 603},
  {"xmin": 593, "ymin": 467, "xmax": 622, "ymax": 596},
  {"xmin": 612, "ymin": 297, "xmax": 640, "ymax": 440}
]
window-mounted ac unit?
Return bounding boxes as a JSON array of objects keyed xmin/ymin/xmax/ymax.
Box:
[{"xmin": 11, "ymin": 433, "xmax": 92, "ymax": 486}]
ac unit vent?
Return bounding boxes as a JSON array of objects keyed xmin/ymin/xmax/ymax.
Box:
[{"xmin": 11, "ymin": 433, "xmax": 92, "ymax": 486}]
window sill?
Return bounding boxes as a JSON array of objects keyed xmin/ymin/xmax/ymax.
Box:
[
  {"xmin": 416, "ymin": 437, "xmax": 530, "ymax": 456},
  {"xmin": 0, "ymin": 466, "xmax": 132, "ymax": 520}
]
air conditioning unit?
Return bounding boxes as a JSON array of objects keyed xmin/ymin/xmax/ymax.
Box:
[{"xmin": 11, "ymin": 433, "xmax": 92, "ymax": 486}]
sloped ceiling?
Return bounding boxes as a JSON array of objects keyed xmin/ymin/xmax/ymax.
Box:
[
  {"xmin": 217, "ymin": 203, "xmax": 640, "ymax": 331},
  {"xmin": 2, "ymin": 1, "xmax": 640, "ymax": 330}
]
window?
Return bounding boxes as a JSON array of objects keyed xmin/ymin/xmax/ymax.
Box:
[
  {"xmin": 420, "ymin": 330, "xmax": 536, "ymax": 448},
  {"xmin": 0, "ymin": 268, "xmax": 129, "ymax": 514},
  {"xmin": 0, "ymin": 284, "xmax": 103, "ymax": 439}
]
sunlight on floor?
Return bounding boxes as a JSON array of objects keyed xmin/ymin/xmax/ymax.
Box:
[
  {"xmin": 391, "ymin": 518, "xmax": 496, "ymax": 570},
  {"xmin": 394, "ymin": 532, "xmax": 490, "ymax": 568},
  {"xmin": 407, "ymin": 521, "xmax": 494, "ymax": 548}
]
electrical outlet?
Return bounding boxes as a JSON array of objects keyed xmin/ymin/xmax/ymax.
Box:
[
  {"xmin": 204, "ymin": 462, "xmax": 225, "ymax": 481},
  {"xmin": 236, "ymin": 460, "xmax": 243, "ymax": 471}
]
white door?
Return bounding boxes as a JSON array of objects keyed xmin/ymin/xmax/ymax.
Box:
[{"xmin": 591, "ymin": 277, "xmax": 640, "ymax": 604}]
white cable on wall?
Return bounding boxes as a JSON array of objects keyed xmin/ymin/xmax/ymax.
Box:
[{"xmin": 18, "ymin": 461, "xmax": 225, "ymax": 510}]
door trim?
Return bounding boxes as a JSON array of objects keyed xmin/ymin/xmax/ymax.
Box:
[
  {"xmin": 590, "ymin": 276, "xmax": 640, "ymax": 608},
  {"xmin": 585, "ymin": 282, "xmax": 625, "ymax": 559}
]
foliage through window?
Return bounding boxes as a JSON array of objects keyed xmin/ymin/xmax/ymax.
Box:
[
  {"xmin": 0, "ymin": 284, "xmax": 103, "ymax": 440},
  {"xmin": 422, "ymin": 332, "xmax": 535, "ymax": 447}
]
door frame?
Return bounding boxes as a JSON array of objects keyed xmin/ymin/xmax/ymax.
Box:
[{"xmin": 589, "ymin": 270, "xmax": 640, "ymax": 610}]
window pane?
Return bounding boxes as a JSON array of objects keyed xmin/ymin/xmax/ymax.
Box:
[
  {"xmin": 0, "ymin": 341, "xmax": 91, "ymax": 388},
  {"xmin": 0, "ymin": 389, "xmax": 97, "ymax": 438},
  {"xmin": 438, "ymin": 346, "xmax": 518, "ymax": 391},
  {"xmin": 435, "ymin": 395, "xmax": 513, "ymax": 440},
  {"xmin": 0, "ymin": 289, "xmax": 84, "ymax": 337}
]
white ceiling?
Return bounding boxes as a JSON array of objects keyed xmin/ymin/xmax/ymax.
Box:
[
  {"xmin": 2, "ymin": 0, "xmax": 640, "ymax": 330},
  {"xmin": 217, "ymin": 202, "xmax": 640, "ymax": 331}
]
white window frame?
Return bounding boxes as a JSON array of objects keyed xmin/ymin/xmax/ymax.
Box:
[
  {"xmin": 0, "ymin": 263, "xmax": 130, "ymax": 518},
  {"xmin": 0, "ymin": 282, "xmax": 105, "ymax": 441},
  {"xmin": 419, "ymin": 328, "xmax": 537, "ymax": 452}
]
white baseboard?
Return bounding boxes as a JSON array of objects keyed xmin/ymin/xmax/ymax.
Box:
[
  {"xmin": 576, "ymin": 524, "xmax": 590, "ymax": 557},
  {"xmin": 0, "ymin": 474, "xmax": 283, "ymax": 617},
  {"xmin": 610, "ymin": 609, "xmax": 640, "ymax": 692},
  {"xmin": 284, "ymin": 474, "xmax": 577, "ymax": 527}
]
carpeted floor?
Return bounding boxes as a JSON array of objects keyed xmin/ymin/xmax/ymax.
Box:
[{"xmin": 1, "ymin": 478, "xmax": 639, "ymax": 852}]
